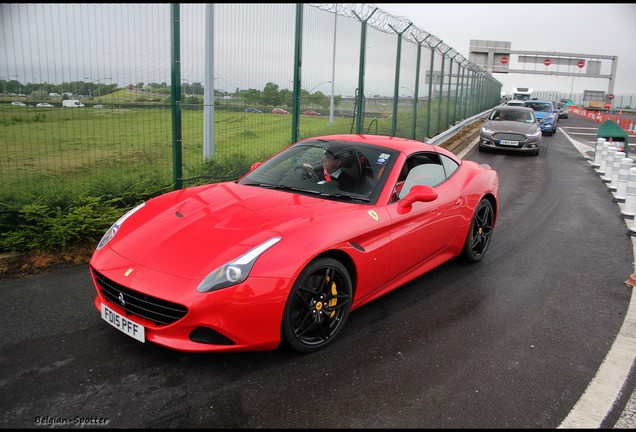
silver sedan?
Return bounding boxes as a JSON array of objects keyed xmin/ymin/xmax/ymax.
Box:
[{"xmin": 479, "ymin": 106, "xmax": 542, "ymax": 156}]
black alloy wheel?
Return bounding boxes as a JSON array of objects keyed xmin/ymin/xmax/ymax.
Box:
[
  {"xmin": 461, "ymin": 198, "xmax": 494, "ymax": 263},
  {"xmin": 281, "ymin": 257, "xmax": 352, "ymax": 353}
]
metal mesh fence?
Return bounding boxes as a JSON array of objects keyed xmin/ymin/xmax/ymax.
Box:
[{"xmin": 0, "ymin": 3, "xmax": 499, "ymax": 206}]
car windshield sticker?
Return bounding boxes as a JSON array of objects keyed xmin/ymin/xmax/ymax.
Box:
[{"xmin": 377, "ymin": 153, "xmax": 390, "ymax": 165}]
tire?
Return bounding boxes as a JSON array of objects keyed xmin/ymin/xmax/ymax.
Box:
[
  {"xmin": 281, "ymin": 257, "xmax": 352, "ymax": 353},
  {"xmin": 460, "ymin": 198, "xmax": 494, "ymax": 263}
]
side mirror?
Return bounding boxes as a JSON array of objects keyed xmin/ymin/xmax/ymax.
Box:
[
  {"xmin": 397, "ymin": 184, "xmax": 438, "ymax": 213},
  {"xmin": 250, "ymin": 161, "xmax": 263, "ymax": 171}
]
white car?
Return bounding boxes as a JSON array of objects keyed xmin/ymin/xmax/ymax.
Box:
[
  {"xmin": 506, "ymin": 100, "xmax": 526, "ymax": 107},
  {"xmin": 11, "ymin": 101, "xmax": 26, "ymax": 106},
  {"xmin": 36, "ymin": 102, "xmax": 54, "ymax": 108}
]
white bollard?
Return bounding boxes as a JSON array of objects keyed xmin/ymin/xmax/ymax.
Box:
[
  {"xmin": 593, "ymin": 138, "xmax": 606, "ymax": 167},
  {"xmin": 598, "ymin": 143, "xmax": 612, "ymax": 175},
  {"xmin": 602, "ymin": 147, "xmax": 618, "ymax": 183},
  {"xmin": 621, "ymin": 167, "xmax": 636, "ymax": 219},
  {"xmin": 610, "ymin": 151, "xmax": 626, "ymax": 191},
  {"xmin": 615, "ymin": 157, "xmax": 634, "ymax": 202}
]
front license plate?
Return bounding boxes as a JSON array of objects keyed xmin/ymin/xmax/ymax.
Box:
[
  {"xmin": 101, "ymin": 303, "xmax": 145, "ymax": 342},
  {"xmin": 499, "ymin": 140, "xmax": 519, "ymax": 146}
]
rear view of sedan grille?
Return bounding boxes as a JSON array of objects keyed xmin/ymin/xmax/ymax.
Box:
[
  {"xmin": 92, "ymin": 269, "xmax": 188, "ymax": 326},
  {"xmin": 492, "ymin": 132, "xmax": 527, "ymax": 142}
]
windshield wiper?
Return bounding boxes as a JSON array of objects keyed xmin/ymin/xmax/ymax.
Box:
[
  {"xmin": 257, "ymin": 183, "xmax": 320, "ymax": 194},
  {"xmin": 320, "ymin": 193, "xmax": 370, "ymax": 202}
]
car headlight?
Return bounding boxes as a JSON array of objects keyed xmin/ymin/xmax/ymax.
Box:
[
  {"xmin": 527, "ymin": 130, "xmax": 541, "ymax": 137},
  {"xmin": 96, "ymin": 202, "xmax": 146, "ymax": 250},
  {"xmin": 196, "ymin": 236, "xmax": 282, "ymax": 293},
  {"xmin": 481, "ymin": 126, "xmax": 495, "ymax": 134}
]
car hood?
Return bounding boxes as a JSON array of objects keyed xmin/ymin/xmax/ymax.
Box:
[
  {"xmin": 106, "ymin": 182, "xmax": 360, "ymax": 279},
  {"xmin": 484, "ymin": 120, "xmax": 538, "ymax": 134}
]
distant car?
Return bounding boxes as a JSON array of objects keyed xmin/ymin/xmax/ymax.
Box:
[
  {"xmin": 524, "ymin": 100, "xmax": 559, "ymax": 135},
  {"xmin": 556, "ymin": 102, "xmax": 569, "ymax": 119},
  {"xmin": 303, "ymin": 110, "xmax": 320, "ymax": 116},
  {"xmin": 11, "ymin": 101, "xmax": 26, "ymax": 106},
  {"xmin": 505, "ymin": 100, "xmax": 526, "ymax": 107},
  {"xmin": 93, "ymin": 104, "xmax": 105, "ymax": 109},
  {"xmin": 272, "ymin": 108, "xmax": 290, "ymax": 115},
  {"xmin": 244, "ymin": 107, "xmax": 262, "ymax": 113},
  {"xmin": 479, "ymin": 106, "xmax": 542, "ymax": 155},
  {"xmin": 36, "ymin": 102, "xmax": 54, "ymax": 108}
]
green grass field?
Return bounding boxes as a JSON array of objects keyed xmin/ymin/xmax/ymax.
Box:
[
  {"xmin": 0, "ymin": 93, "xmax": 459, "ymax": 254},
  {"xmin": 0, "ymin": 91, "xmax": 450, "ymax": 208}
]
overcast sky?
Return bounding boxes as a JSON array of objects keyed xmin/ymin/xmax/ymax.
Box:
[
  {"xmin": 2, "ymin": 4, "xmax": 634, "ymax": 99},
  {"xmin": 374, "ymin": 3, "xmax": 636, "ymax": 96}
]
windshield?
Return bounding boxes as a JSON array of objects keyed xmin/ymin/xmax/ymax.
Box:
[
  {"xmin": 489, "ymin": 109, "xmax": 535, "ymax": 123},
  {"xmin": 526, "ymin": 103, "xmax": 552, "ymax": 112},
  {"xmin": 238, "ymin": 139, "xmax": 399, "ymax": 204}
]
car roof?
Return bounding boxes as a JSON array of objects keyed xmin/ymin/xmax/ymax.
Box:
[
  {"xmin": 525, "ymin": 99, "xmax": 552, "ymax": 104},
  {"xmin": 496, "ymin": 106, "xmax": 533, "ymax": 111},
  {"xmin": 299, "ymin": 133, "xmax": 456, "ymax": 160}
]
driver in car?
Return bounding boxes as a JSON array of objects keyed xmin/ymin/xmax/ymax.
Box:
[{"xmin": 315, "ymin": 148, "xmax": 358, "ymax": 192}]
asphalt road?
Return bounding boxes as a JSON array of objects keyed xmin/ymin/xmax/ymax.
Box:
[{"xmin": 1, "ymin": 114, "xmax": 635, "ymax": 428}]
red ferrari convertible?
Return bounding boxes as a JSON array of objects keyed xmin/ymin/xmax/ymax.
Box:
[{"xmin": 90, "ymin": 134, "xmax": 499, "ymax": 353}]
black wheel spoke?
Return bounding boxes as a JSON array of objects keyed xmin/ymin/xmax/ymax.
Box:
[
  {"xmin": 322, "ymin": 267, "xmax": 335, "ymax": 292},
  {"xmin": 323, "ymin": 293, "xmax": 351, "ymax": 311},
  {"xmin": 294, "ymin": 310, "xmax": 319, "ymax": 338},
  {"xmin": 316, "ymin": 316, "xmax": 332, "ymax": 341},
  {"xmin": 468, "ymin": 201, "xmax": 494, "ymax": 257},
  {"xmin": 471, "ymin": 232, "xmax": 483, "ymax": 250},
  {"xmin": 283, "ymin": 260, "xmax": 353, "ymax": 353}
]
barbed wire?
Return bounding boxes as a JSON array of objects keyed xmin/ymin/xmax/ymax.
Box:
[{"xmin": 308, "ymin": 3, "xmax": 482, "ymax": 73}]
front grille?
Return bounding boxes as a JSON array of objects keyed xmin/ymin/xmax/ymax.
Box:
[
  {"xmin": 92, "ymin": 268, "xmax": 188, "ymax": 326},
  {"xmin": 492, "ymin": 132, "xmax": 527, "ymax": 142}
]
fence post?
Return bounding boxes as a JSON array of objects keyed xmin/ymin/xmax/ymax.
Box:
[{"xmin": 170, "ymin": 3, "xmax": 183, "ymax": 190}]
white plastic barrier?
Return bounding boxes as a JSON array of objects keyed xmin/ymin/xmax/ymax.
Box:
[
  {"xmin": 621, "ymin": 167, "xmax": 636, "ymax": 218},
  {"xmin": 593, "ymin": 138, "xmax": 606, "ymax": 168},
  {"xmin": 610, "ymin": 151, "xmax": 626, "ymax": 191},
  {"xmin": 602, "ymin": 147, "xmax": 618, "ymax": 183},
  {"xmin": 615, "ymin": 157, "xmax": 634, "ymax": 202},
  {"xmin": 598, "ymin": 143, "xmax": 612, "ymax": 176}
]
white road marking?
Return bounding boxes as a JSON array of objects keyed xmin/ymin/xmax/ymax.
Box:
[
  {"xmin": 558, "ymin": 128, "xmax": 636, "ymax": 429},
  {"xmin": 460, "ymin": 124, "xmax": 636, "ymax": 428}
]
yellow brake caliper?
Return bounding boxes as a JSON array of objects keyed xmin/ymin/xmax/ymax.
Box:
[{"xmin": 326, "ymin": 276, "xmax": 338, "ymax": 318}]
